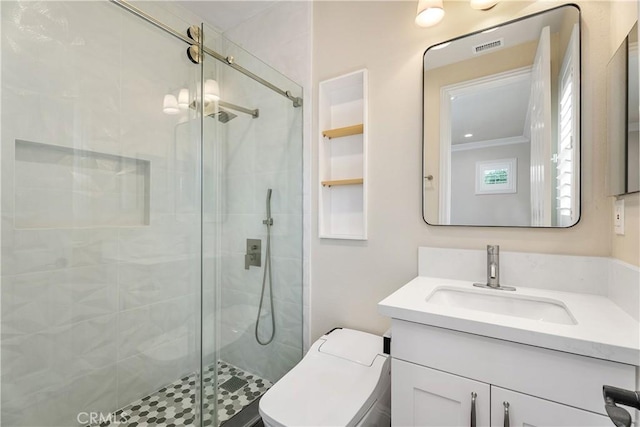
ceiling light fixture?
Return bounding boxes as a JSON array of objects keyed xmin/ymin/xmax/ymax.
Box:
[
  {"xmin": 204, "ymin": 79, "xmax": 220, "ymax": 102},
  {"xmin": 164, "ymin": 79, "xmax": 225, "ymax": 115},
  {"xmin": 415, "ymin": 0, "xmax": 445, "ymax": 28},
  {"xmin": 178, "ymin": 88, "xmax": 189, "ymax": 110},
  {"xmin": 163, "ymin": 94, "xmax": 180, "ymax": 115},
  {"xmin": 416, "ymin": 0, "xmax": 498, "ymax": 28},
  {"xmin": 464, "ymin": 133, "xmax": 473, "ymax": 138}
]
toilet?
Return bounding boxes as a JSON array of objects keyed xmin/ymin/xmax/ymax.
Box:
[{"xmin": 259, "ymin": 328, "xmax": 391, "ymax": 427}]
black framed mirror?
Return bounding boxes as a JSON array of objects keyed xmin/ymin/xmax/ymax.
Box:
[{"xmin": 423, "ymin": 5, "xmax": 581, "ymax": 227}]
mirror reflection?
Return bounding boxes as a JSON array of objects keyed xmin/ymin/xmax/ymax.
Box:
[
  {"xmin": 423, "ymin": 5, "xmax": 581, "ymax": 227},
  {"xmin": 607, "ymin": 21, "xmax": 639, "ymax": 196},
  {"xmin": 628, "ymin": 23, "xmax": 639, "ymax": 193}
]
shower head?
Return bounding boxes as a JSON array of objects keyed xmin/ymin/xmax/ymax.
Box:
[
  {"xmin": 215, "ymin": 108, "xmax": 237, "ymax": 123},
  {"xmin": 201, "ymin": 100, "xmax": 256, "ymax": 122},
  {"xmin": 205, "ymin": 108, "xmax": 237, "ymax": 123}
]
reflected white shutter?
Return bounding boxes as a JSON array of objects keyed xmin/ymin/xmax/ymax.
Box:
[
  {"xmin": 529, "ymin": 26, "xmax": 552, "ymax": 226},
  {"xmin": 556, "ymin": 24, "xmax": 580, "ymax": 226}
]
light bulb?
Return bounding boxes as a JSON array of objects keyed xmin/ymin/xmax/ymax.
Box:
[
  {"xmin": 178, "ymin": 88, "xmax": 189, "ymax": 109},
  {"xmin": 204, "ymin": 79, "xmax": 220, "ymax": 102},
  {"xmin": 163, "ymin": 94, "xmax": 179, "ymax": 115},
  {"xmin": 415, "ymin": 0, "xmax": 445, "ymax": 27}
]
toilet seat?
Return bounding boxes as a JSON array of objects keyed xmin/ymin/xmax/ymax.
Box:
[{"xmin": 259, "ymin": 329, "xmax": 390, "ymax": 427}]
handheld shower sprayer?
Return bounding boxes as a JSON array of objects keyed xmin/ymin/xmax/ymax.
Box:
[
  {"xmin": 256, "ymin": 188, "xmax": 275, "ymax": 345},
  {"xmin": 264, "ymin": 189, "xmax": 273, "ymax": 226}
]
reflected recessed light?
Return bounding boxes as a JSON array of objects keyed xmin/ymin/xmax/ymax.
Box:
[{"xmin": 464, "ymin": 133, "xmax": 473, "ymax": 138}]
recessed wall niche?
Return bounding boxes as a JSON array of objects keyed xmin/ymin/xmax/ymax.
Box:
[
  {"xmin": 318, "ymin": 69, "xmax": 368, "ymax": 239},
  {"xmin": 14, "ymin": 140, "xmax": 150, "ymax": 228}
]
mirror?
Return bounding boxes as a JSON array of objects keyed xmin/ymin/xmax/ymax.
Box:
[
  {"xmin": 607, "ymin": 22, "xmax": 639, "ymax": 196},
  {"xmin": 423, "ymin": 5, "xmax": 581, "ymax": 227}
]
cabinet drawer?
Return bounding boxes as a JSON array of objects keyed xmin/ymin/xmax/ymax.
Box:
[
  {"xmin": 392, "ymin": 319, "xmax": 636, "ymax": 415},
  {"xmin": 392, "ymin": 358, "xmax": 490, "ymax": 427}
]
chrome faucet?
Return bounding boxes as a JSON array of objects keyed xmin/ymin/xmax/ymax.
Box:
[
  {"xmin": 487, "ymin": 245, "xmax": 500, "ymax": 287},
  {"xmin": 474, "ymin": 245, "xmax": 515, "ymax": 291}
]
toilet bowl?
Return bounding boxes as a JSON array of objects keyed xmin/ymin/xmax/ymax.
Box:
[{"xmin": 259, "ymin": 328, "xmax": 391, "ymax": 427}]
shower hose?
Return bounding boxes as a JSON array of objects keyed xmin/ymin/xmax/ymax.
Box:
[{"xmin": 255, "ymin": 191, "xmax": 275, "ymax": 346}]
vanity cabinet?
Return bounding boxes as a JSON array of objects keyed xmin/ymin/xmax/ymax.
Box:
[
  {"xmin": 393, "ymin": 359, "xmax": 490, "ymax": 426},
  {"xmin": 390, "ymin": 319, "xmax": 635, "ymax": 427},
  {"xmin": 393, "ymin": 359, "xmax": 609, "ymax": 426}
]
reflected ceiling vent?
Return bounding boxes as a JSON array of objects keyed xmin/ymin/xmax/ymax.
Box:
[{"xmin": 472, "ymin": 38, "xmax": 504, "ymax": 54}]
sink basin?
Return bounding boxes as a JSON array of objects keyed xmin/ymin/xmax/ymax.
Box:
[{"xmin": 426, "ymin": 287, "xmax": 577, "ymax": 325}]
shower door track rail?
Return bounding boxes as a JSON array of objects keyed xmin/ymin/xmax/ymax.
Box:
[{"xmin": 110, "ymin": 0, "xmax": 303, "ymax": 108}]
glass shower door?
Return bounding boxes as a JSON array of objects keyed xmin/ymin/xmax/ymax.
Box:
[
  {"xmin": 200, "ymin": 28, "xmax": 304, "ymax": 427},
  {"xmin": 1, "ymin": 2, "xmax": 203, "ymax": 425}
]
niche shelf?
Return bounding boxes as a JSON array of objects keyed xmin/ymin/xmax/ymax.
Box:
[
  {"xmin": 318, "ymin": 69, "xmax": 368, "ymax": 240},
  {"xmin": 322, "ymin": 124, "xmax": 364, "ymax": 139},
  {"xmin": 321, "ymin": 178, "xmax": 364, "ymax": 187}
]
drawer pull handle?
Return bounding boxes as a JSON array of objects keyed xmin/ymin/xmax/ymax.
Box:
[
  {"xmin": 470, "ymin": 392, "xmax": 477, "ymax": 427},
  {"xmin": 503, "ymin": 401, "xmax": 510, "ymax": 427}
]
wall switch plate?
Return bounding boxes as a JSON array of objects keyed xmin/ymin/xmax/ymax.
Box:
[{"xmin": 614, "ymin": 199, "xmax": 625, "ymax": 235}]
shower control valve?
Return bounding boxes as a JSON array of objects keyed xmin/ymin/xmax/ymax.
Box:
[{"xmin": 245, "ymin": 238, "xmax": 262, "ymax": 270}]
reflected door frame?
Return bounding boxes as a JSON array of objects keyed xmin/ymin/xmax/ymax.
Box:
[{"xmin": 438, "ymin": 67, "xmax": 532, "ymax": 224}]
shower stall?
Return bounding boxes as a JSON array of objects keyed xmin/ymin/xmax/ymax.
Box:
[{"xmin": 0, "ymin": 1, "xmax": 303, "ymax": 426}]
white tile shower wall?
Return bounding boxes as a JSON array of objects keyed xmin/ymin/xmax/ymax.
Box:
[
  {"xmin": 223, "ymin": 1, "xmax": 312, "ymax": 353},
  {"xmin": 418, "ymin": 247, "xmax": 610, "ymax": 296},
  {"xmin": 1, "ymin": 2, "xmax": 202, "ymax": 425},
  {"xmin": 211, "ymin": 38, "xmax": 304, "ymax": 384}
]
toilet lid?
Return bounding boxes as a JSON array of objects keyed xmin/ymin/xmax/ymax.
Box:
[
  {"xmin": 259, "ymin": 330, "xmax": 389, "ymax": 427},
  {"xmin": 318, "ymin": 328, "xmax": 383, "ymax": 366}
]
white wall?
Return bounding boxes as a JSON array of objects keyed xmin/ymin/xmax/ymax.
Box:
[{"xmin": 311, "ymin": 1, "xmax": 628, "ymax": 341}]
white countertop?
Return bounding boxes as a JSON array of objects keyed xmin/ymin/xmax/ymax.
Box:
[{"xmin": 378, "ymin": 276, "xmax": 640, "ymax": 366}]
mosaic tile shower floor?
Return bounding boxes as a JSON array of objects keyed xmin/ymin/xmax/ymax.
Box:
[{"xmin": 96, "ymin": 361, "xmax": 271, "ymax": 427}]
